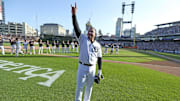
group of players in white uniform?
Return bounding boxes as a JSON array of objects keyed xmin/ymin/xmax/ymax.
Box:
[
  {"xmin": 0, "ymin": 37, "xmax": 121, "ymax": 56},
  {"xmin": 0, "ymin": 37, "xmax": 79, "ymax": 56},
  {"xmin": 104, "ymin": 43, "xmax": 121, "ymax": 55}
]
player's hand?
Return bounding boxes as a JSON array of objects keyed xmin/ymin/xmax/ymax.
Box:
[
  {"xmin": 98, "ymin": 70, "xmax": 102, "ymax": 77},
  {"xmin": 98, "ymin": 70, "xmax": 104, "ymax": 79},
  {"xmin": 94, "ymin": 74, "xmax": 104, "ymax": 84},
  {"xmin": 71, "ymin": 2, "xmax": 77, "ymax": 15},
  {"xmin": 94, "ymin": 75, "xmax": 100, "ymax": 84}
]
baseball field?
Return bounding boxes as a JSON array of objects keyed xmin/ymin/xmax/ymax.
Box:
[{"xmin": 0, "ymin": 48, "xmax": 180, "ymax": 101}]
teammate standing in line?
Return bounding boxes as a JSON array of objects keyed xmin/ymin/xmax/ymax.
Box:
[
  {"xmin": 71, "ymin": 41, "xmax": 74, "ymax": 53},
  {"xmin": 74, "ymin": 41, "xmax": 78, "ymax": 53},
  {"xmin": 52, "ymin": 40, "xmax": 56, "ymax": 54},
  {"xmin": 15, "ymin": 38, "xmax": 24, "ymax": 56},
  {"xmin": 61, "ymin": 40, "xmax": 65, "ymax": 53},
  {"xmin": 23, "ymin": 39, "xmax": 29, "ymax": 54},
  {"xmin": 46, "ymin": 40, "xmax": 51, "ymax": 54},
  {"xmin": 72, "ymin": 3, "xmax": 103, "ymax": 101},
  {"xmin": 0, "ymin": 36, "xmax": 5, "ymax": 55},
  {"xmin": 115, "ymin": 43, "xmax": 119, "ymax": 54},
  {"xmin": 38, "ymin": 39, "xmax": 43, "ymax": 54},
  {"xmin": 104, "ymin": 43, "xmax": 108, "ymax": 55},
  {"xmin": 9, "ymin": 38, "xmax": 16, "ymax": 55},
  {"xmin": 66, "ymin": 40, "xmax": 70, "ymax": 53},
  {"xmin": 29, "ymin": 39, "xmax": 35, "ymax": 55},
  {"xmin": 110, "ymin": 43, "xmax": 114, "ymax": 54},
  {"xmin": 56, "ymin": 40, "xmax": 60, "ymax": 53}
]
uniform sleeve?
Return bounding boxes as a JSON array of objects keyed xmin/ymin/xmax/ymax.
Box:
[{"xmin": 72, "ymin": 15, "xmax": 81, "ymax": 38}]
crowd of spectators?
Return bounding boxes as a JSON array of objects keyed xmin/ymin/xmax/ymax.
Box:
[
  {"xmin": 145, "ymin": 25, "xmax": 180, "ymax": 36},
  {"xmin": 137, "ymin": 41, "xmax": 180, "ymax": 54}
]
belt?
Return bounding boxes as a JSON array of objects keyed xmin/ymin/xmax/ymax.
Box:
[{"xmin": 79, "ymin": 61, "xmax": 93, "ymax": 66}]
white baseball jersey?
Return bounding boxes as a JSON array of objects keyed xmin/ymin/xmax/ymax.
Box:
[
  {"xmin": 71, "ymin": 42, "xmax": 74, "ymax": 48},
  {"xmin": 78, "ymin": 34, "xmax": 102, "ymax": 65},
  {"xmin": 23, "ymin": 42, "xmax": 28, "ymax": 49},
  {"xmin": 16, "ymin": 41, "xmax": 21, "ymax": 48}
]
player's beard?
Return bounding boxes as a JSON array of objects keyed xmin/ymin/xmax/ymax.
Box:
[{"xmin": 88, "ymin": 34, "xmax": 95, "ymax": 42}]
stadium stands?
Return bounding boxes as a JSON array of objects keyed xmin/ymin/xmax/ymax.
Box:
[{"xmin": 138, "ymin": 21, "xmax": 180, "ymax": 54}]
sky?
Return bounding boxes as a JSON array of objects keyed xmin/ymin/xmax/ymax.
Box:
[{"xmin": 4, "ymin": 0, "xmax": 180, "ymax": 35}]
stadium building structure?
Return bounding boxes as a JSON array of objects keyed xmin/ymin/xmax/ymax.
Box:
[
  {"xmin": 142, "ymin": 21, "xmax": 180, "ymax": 41},
  {"xmin": 136, "ymin": 21, "xmax": 180, "ymax": 54}
]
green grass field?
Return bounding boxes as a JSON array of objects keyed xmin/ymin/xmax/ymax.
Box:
[
  {"xmin": 0, "ymin": 50, "xmax": 180, "ymax": 101},
  {"xmin": 0, "ymin": 55, "xmax": 180, "ymax": 100},
  {"xmin": 102, "ymin": 49, "xmax": 166, "ymax": 62},
  {"xmin": 2, "ymin": 46, "xmax": 167, "ymax": 62},
  {"xmin": 0, "ymin": 48, "xmax": 180, "ymax": 101},
  {"xmin": 153, "ymin": 51, "xmax": 180, "ymax": 60}
]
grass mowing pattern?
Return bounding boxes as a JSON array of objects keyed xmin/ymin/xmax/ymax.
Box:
[
  {"xmin": 0, "ymin": 55, "xmax": 180, "ymax": 100},
  {"xmin": 153, "ymin": 51, "xmax": 180, "ymax": 60},
  {"xmin": 93, "ymin": 62, "xmax": 180, "ymax": 100},
  {"xmin": 102, "ymin": 49, "xmax": 165, "ymax": 62},
  {"xmin": 1, "ymin": 48, "xmax": 166, "ymax": 63}
]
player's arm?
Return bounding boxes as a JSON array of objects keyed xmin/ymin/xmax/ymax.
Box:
[
  {"xmin": 71, "ymin": 3, "xmax": 81, "ymax": 38},
  {"xmin": 97, "ymin": 57, "xmax": 102, "ymax": 76},
  {"xmin": 97, "ymin": 45, "xmax": 103, "ymax": 79}
]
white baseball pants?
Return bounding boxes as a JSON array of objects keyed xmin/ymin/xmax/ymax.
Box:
[
  {"xmin": 52, "ymin": 46, "xmax": 55, "ymax": 54},
  {"xmin": 38, "ymin": 47, "xmax": 43, "ymax": 54},
  {"xmin": 30, "ymin": 46, "xmax": 35, "ymax": 55},
  {"xmin": 75, "ymin": 63, "xmax": 96, "ymax": 101},
  {"xmin": 11, "ymin": 45, "xmax": 16, "ymax": 55},
  {"xmin": 46, "ymin": 47, "xmax": 51, "ymax": 54}
]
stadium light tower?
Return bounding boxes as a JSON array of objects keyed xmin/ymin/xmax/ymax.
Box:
[
  {"xmin": 121, "ymin": 1, "xmax": 135, "ymax": 38},
  {"xmin": 122, "ymin": 2, "xmax": 125, "ymax": 15}
]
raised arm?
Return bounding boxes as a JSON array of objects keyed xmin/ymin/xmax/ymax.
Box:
[{"xmin": 71, "ymin": 3, "xmax": 81, "ymax": 38}]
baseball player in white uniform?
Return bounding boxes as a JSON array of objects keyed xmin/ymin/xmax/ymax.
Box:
[
  {"xmin": 74, "ymin": 41, "xmax": 78, "ymax": 53},
  {"xmin": 23, "ymin": 39, "xmax": 29, "ymax": 54},
  {"xmin": 72, "ymin": 3, "xmax": 103, "ymax": 101},
  {"xmin": 115, "ymin": 43, "xmax": 119, "ymax": 54},
  {"xmin": 29, "ymin": 39, "xmax": 36, "ymax": 55},
  {"xmin": 9, "ymin": 38, "xmax": 16, "ymax": 55},
  {"xmin": 104, "ymin": 43, "xmax": 108, "ymax": 55},
  {"xmin": 15, "ymin": 38, "xmax": 24, "ymax": 56},
  {"xmin": 110, "ymin": 43, "xmax": 114, "ymax": 54},
  {"xmin": 71, "ymin": 41, "xmax": 74, "ymax": 53},
  {"xmin": 0, "ymin": 36, "xmax": 5, "ymax": 55},
  {"xmin": 61, "ymin": 40, "xmax": 65, "ymax": 53},
  {"xmin": 66, "ymin": 40, "xmax": 70, "ymax": 53},
  {"xmin": 52, "ymin": 40, "xmax": 56, "ymax": 54},
  {"xmin": 46, "ymin": 40, "xmax": 51, "ymax": 54},
  {"xmin": 56, "ymin": 40, "xmax": 60, "ymax": 53},
  {"xmin": 38, "ymin": 39, "xmax": 43, "ymax": 54}
]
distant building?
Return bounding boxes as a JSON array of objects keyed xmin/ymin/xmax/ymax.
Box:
[
  {"xmin": 84, "ymin": 20, "xmax": 92, "ymax": 35},
  {"xmin": 36, "ymin": 29, "xmax": 40, "ymax": 36},
  {"xmin": 123, "ymin": 27, "xmax": 136, "ymax": 38},
  {"xmin": 5, "ymin": 22, "xmax": 37, "ymax": 36},
  {"xmin": 66, "ymin": 29, "xmax": 70, "ymax": 36},
  {"xmin": 115, "ymin": 18, "xmax": 123, "ymax": 37},
  {"xmin": 86, "ymin": 20, "xmax": 92, "ymax": 31},
  {"xmin": 0, "ymin": 0, "xmax": 5, "ymax": 35},
  {"xmin": 40, "ymin": 23, "xmax": 66, "ymax": 36}
]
